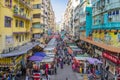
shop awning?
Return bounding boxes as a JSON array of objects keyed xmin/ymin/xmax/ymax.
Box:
[
  {"xmin": 80, "ymin": 37, "xmax": 120, "ymax": 53},
  {"xmin": 1, "ymin": 42, "xmax": 39, "ymax": 58}
]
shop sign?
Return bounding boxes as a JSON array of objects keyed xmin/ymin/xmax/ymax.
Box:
[
  {"xmin": 103, "ymin": 52, "xmax": 119, "ymax": 64},
  {"xmin": 0, "ymin": 58, "xmax": 13, "ymax": 67},
  {"xmin": 95, "ymin": 49, "xmax": 102, "ymax": 56},
  {"xmin": 5, "ymin": 36, "xmax": 14, "ymax": 45}
]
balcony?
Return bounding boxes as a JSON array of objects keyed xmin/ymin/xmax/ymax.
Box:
[
  {"xmin": 13, "ymin": 6, "xmax": 31, "ymax": 21},
  {"xmin": 105, "ymin": 2, "xmax": 120, "ymax": 11},
  {"xmin": 92, "ymin": 22, "xmax": 120, "ymax": 30},
  {"xmin": 13, "ymin": 13, "xmax": 31, "ymax": 21},
  {"xmin": 14, "ymin": 0, "xmax": 32, "ymax": 10}
]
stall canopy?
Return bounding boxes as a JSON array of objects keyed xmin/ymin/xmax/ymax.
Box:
[
  {"xmin": 72, "ymin": 48, "xmax": 82, "ymax": 52},
  {"xmin": 29, "ymin": 56, "xmax": 44, "ymax": 61},
  {"xmin": 67, "ymin": 47, "xmax": 73, "ymax": 54},
  {"xmin": 87, "ymin": 58, "xmax": 103, "ymax": 64},
  {"xmin": 39, "ymin": 44, "xmax": 45, "ymax": 48},
  {"xmin": 34, "ymin": 52, "xmax": 46, "ymax": 57},
  {"xmin": 44, "ymin": 46, "xmax": 55, "ymax": 51},
  {"xmin": 75, "ymin": 53, "xmax": 90, "ymax": 61},
  {"xmin": 46, "ymin": 52, "xmax": 55, "ymax": 58},
  {"xmin": 41, "ymin": 56, "xmax": 54, "ymax": 62},
  {"xmin": 53, "ymin": 35, "xmax": 60, "ymax": 39}
]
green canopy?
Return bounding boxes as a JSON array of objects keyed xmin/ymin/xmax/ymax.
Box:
[{"xmin": 76, "ymin": 53, "xmax": 90, "ymax": 57}]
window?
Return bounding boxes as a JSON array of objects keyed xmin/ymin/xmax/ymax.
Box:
[
  {"xmin": 33, "ymin": 4, "xmax": 41, "ymax": 9},
  {"xmin": 116, "ymin": 10, "xmax": 119, "ymax": 15},
  {"xmin": 107, "ymin": 0, "xmax": 110, "ymax": 3},
  {"xmin": 19, "ymin": 21, "xmax": 24, "ymax": 27},
  {"xmin": 5, "ymin": 0, "xmax": 12, "ymax": 8},
  {"xmin": 4, "ymin": 16, "xmax": 12, "ymax": 27},
  {"xmin": 22, "ymin": 35, "xmax": 24, "ymax": 41},
  {"xmin": 15, "ymin": 19, "xmax": 18, "ymax": 27},
  {"xmin": 33, "ymin": 14, "xmax": 41, "ymax": 18},
  {"xmin": 32, "ymin": 23, "xmax": 41, "ymax": 28}
]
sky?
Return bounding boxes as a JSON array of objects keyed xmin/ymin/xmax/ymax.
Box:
[{"xmin": 51, "ymin": 0, "xmax": 68, "ymax": 23}]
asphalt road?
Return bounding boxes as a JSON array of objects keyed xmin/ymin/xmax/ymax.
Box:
[{"xmin": 50, "ymin": 64, "xmax": 84, "ymax": 80}]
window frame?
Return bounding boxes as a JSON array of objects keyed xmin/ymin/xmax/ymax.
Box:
[
  {"xmin": 4, "ymin": 16, "xmax": 12, "ymax": 27},
  {"xmin": 19, "ymin": 20, "xmax": 24, "ymax": 27}
]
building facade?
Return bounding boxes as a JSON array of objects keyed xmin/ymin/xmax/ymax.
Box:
[
  {"xmin": 79, "ymin": 0, "xmax": 120, "ymax": 79},
  {"xmin": 0, "ymin": 0, "xmax": 40, "ymax": 74},
  {"xmin": 32, "ymin": 0, "xmax": 44, "ymax": 40},
  {"xmin": 64, "ymin": 0, "xmax": 80, "ymax": 35},
  {"xmin": 0, "ymin": 0, "xmax": 32, "ymax": 54},
  {"xmin": 74, "ymin": 0, "xmax": 89, "ymax": 38},
  {"xmin": 92, "ymin": 0, "xmax": 120, "ymax": 79}
]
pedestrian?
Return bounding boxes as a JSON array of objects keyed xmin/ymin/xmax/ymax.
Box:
[
  {"xmin": 60, "ymin": 61, "xmax": 63, "ymax": 69},
  {"xmin": 54, "ymin": 65, "xmax": 57, "ymax": 74},
  {"xmin": 66, "ymin": 77, "xmax": 68, "ymax": 80}
]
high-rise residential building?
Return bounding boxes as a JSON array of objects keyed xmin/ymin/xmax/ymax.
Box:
[
  {"xmin": 74, "ymin": 0, "xmax": 90, "ymax": 38},
  {"xmin": 91, "ymin": 0, "xmax": 120, "ymax": 78},
  {"xmin": 42, "ymin": 0, "xmax": 55, "ymax": 33},
  {"xmin": 0, "ymin": 0, "xmax": 33, "ymax": 54},
  {"xmin": 0, "ymin": 0, "xmax": 40, "ymax": 71},
  {"xmin": 31, "ymin": 0, "xmax": 44, "ymax": 40},
  {"xmin": 79, "ymin": 0, "xmax": 120, "ymax": 79},
  {"xmin": 64, "ymin": 0, "xmax": 80, "ymax": 35}
]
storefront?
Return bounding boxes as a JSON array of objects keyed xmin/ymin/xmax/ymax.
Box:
[
  {"xmin": 102, "ymin": 52, "xmax": 120, "ymax": 79},
  {"xmin": 0, "ymin": 55, "xmax": 24, "ymax": 76},
  {"xmin": 94, "ymin": 48, "xmax": 103, "ymax": 61}
]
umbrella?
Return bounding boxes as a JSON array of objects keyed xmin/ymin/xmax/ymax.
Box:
[
  {"xmin": 34, "ymin": 52, "xmax": 46, "ymax": 57},
  {"xmin": 29, "ymin": 56, "xmax": 44, "ymax": 61}
]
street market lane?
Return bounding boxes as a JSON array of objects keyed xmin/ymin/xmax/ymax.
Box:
[{"xmin": 51, "ymin": 65, "xmax": 84, "ymax": 80}]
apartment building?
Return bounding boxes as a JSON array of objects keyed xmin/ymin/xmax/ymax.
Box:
[
  {"xmin": 0, "ymin": 0, "xmax": 32, "ymax": 54},
  {"xmin": 32, "ymin": 0, "xmax": 44, "ymax": 40}
]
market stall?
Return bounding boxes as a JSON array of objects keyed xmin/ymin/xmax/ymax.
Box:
[
  {"xmin": 40, "ymin": 56, "xmax": 55, "ymax": 75},
  {"xmin": 74, "ymin": 53, "xmax": 90, "ymax": 73},
  {"xmin": 86, "ymin": 58, "xmax": 103, "ymax": 79}
]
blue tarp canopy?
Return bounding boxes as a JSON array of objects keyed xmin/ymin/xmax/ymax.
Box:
[
  {"xmin": 34, "ymin": 52, "xmax": 46, "ymax": 57},
  {"xmin": 29, "ymin": 56, "xmax": 44, "ymax": 61}
]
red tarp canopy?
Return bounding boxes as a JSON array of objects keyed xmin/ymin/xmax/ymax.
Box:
[{"xmin": 67, "ymin": 47, "xmax": 73, "ymax": 54}]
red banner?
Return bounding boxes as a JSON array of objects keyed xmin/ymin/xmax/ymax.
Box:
[{"xmin": 102, "ymin": 52, "xmax": 119, "ymax": 64}]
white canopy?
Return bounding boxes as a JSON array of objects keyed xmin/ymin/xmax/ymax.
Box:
[
  {"xmin": 41, "ymin": 57, "xmax": 54, "ymax": 62},
  {"xmin": 39, "ymin": 44, "xmax": 45, "ymax": 48},
  {"xmin": 44, "ymin": 46, "xmax": 55, "ymax": 51},
  {"xmin": 47, "ymin": 38, "xmax": 57, "ymax": 46},
  {"xmin": 46, "ymin": 52, "xmax": 55, "ymax": 58},
  {"xmin": 72, "ymin": 48, "xmax": 82, "ymax": 51},
  {"xmin": 70, "ymin": 46, "xmax": 78, "ymax": 48}
]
